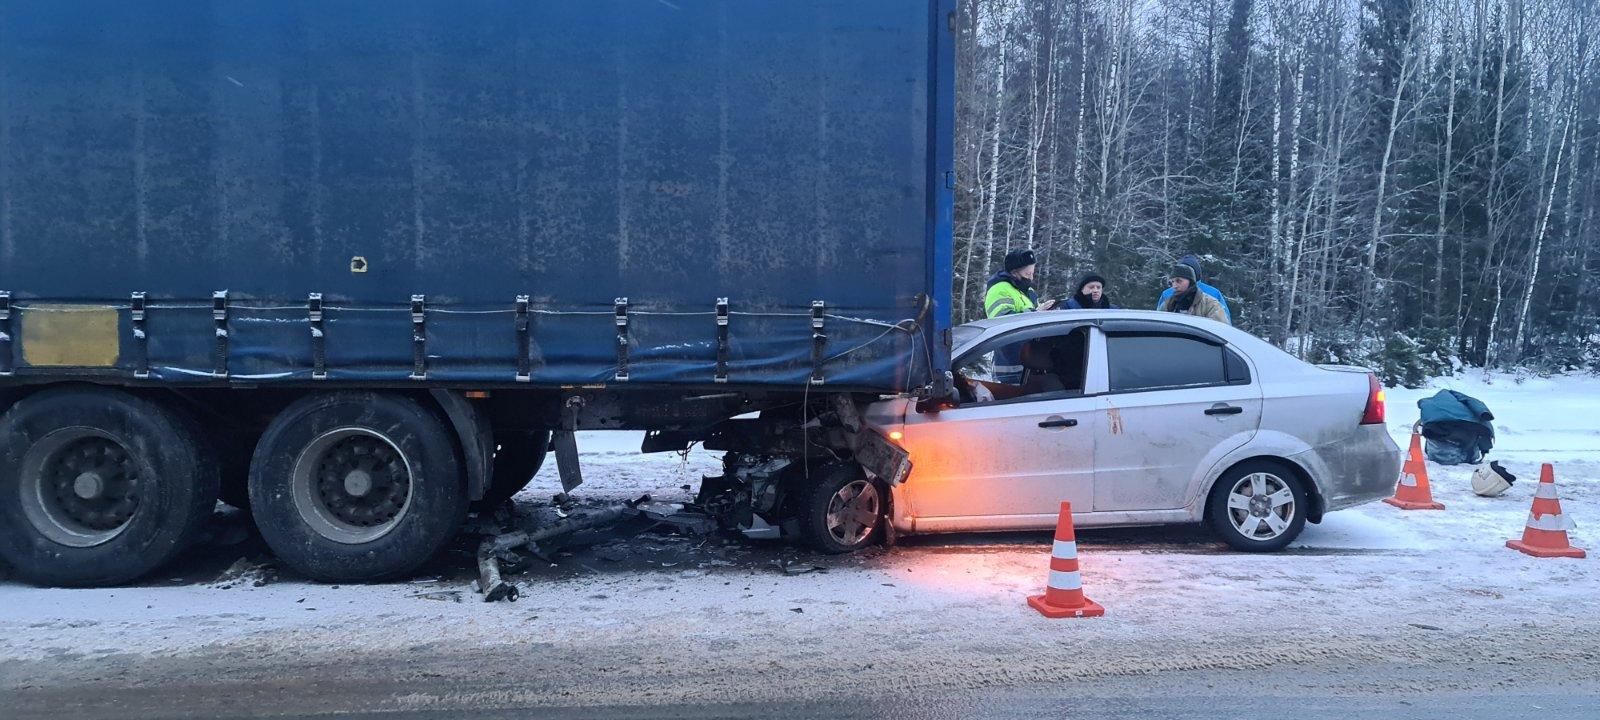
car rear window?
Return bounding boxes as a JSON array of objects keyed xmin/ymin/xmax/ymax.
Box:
[{"xmin": 1106, "ymin": 334, "xmax": 1231, "ymax": 392}]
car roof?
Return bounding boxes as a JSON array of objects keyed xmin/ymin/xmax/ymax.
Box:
[
  {"xmin": 960, "ymin": 308, "xmax": 1224, "ymax": 334},
  {"xmin": 956, "ymin": 310, "xmax": 1292, "ymax": 367}
]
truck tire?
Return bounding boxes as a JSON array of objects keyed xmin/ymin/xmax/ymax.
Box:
[
  {"xmin": 1206, "ymin": 459, "xmax": 1309, "ymax": 552},
  {"xmin": 474, "ymin": 430, "xmax": 550, "ymax": 510},
  {"xmin": 0, "ymin": 387, "xmax": 219, "ymax": 587},
  {"xmin": 248, "ymin": 392, "xmax": 466, "ymax": 582},
  {"xmin": 796, "ymin": 464, "xmax": 888, "ymax": 554}
]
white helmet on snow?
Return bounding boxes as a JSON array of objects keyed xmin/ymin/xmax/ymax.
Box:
[{"xmin": 1471, "ymin": 461, "xmax": 1515, "ymax": 497}]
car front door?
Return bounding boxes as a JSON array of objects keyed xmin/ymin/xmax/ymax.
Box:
[
  {"xmin": 896, "ymin": 325, "xmax": 1104, "ymax": 531},
  {"xmin": 1091, "ymin": 325, "xmax": 1263, "ymax": 513}
]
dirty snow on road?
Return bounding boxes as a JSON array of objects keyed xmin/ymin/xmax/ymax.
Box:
[{"xmin": 2, "ymin": 373, "xmax": 1597, "ymax": 716}]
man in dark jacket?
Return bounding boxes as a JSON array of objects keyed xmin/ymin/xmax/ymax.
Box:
[{"xmin": 1063, "ymin": 272, "xmax": 1117, "ymax": 309}]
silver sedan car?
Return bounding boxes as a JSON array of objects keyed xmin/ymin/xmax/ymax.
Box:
[{"xmin": 861, "ymin": 310, "xmax": 1402, "ymax": 551}]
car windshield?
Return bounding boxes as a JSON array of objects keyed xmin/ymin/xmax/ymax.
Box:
[{"xmin": 952, "ymin": 324, "xmax": 984, "ymax": 352}]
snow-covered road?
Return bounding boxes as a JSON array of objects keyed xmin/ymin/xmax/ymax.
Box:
[{"xmin": 2, "ymin": 373, "xmax": 1597, "ymax": 717}]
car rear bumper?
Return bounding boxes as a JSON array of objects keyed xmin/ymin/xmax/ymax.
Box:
[{"xmin": 1295, "ymin": 425, "xmax": 1403, "ymax": 512}]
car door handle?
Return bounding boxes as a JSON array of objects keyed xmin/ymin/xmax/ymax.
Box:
[
  {"xmin": 1205, "ymin": 404, "xmax": 1244, "ymax": 416},
  {"xmin": 1038, "ymin": 417, "xmax": 1078, "ymax": 428}
]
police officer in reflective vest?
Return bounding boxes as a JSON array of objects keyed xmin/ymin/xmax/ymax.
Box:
[{"xmin": 983, "ymin": 249, "xmax": 1055, "ymax": 383}]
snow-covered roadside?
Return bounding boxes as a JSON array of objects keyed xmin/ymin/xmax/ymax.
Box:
[
  {"xmin": 1, "ymin": 373, "xmax": 1596, "ymax": 710},
  {"xmin": 1295, "ymin": 372, "xmax": 1598, "ymax": 554}
]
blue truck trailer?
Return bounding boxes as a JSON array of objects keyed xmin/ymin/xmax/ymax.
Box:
[{"xmin": 0, "ymin": 0, "xmax": 955, "ymax": 586}]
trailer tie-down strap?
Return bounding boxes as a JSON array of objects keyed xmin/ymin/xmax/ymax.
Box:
[
  {"xmin": 810, "ymin": 300, "xmax": 827, "ymax": 385},
  {"xmin": 212, "ymin": 291, "xmax": 229, "ymax": 378},
  {"xmin": 515, "ymin": 295, "xmax": 531, "ymax": 382},
  {"xmin": 614, "ymin": 297, "xmax": 630, "ymax": 382},
  {"xmin": 308, "ymin": 293, "xmax": 327, "ymax": 379},
  {"xmin": 411, "ymin": 294, "xmax": 427, "ymax": 380},
  {"xmin": 0, "ymin": 291, "xmax": 12, "ymax": 376},
  {"xmin": 715, "ymin": 298, "xmax": 730, "ymax": 383},
  {"xmin": 130, "ymin": 292, "xmax": 149, "ymax": 378}
]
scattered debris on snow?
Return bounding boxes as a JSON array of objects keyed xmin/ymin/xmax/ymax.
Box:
[{"xmin": 209, "ymin": 558, "xmax": 277, "ymax": 590}]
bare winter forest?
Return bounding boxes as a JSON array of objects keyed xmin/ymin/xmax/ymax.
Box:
[{"xmin": 952, "ymin": 0, "xmax": 1600, "ymax": 381}]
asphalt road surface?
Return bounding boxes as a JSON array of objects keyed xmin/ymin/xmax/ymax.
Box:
[{"xmin": 6, "ymin": 659, "xmax": 1595, "ymax": 720}]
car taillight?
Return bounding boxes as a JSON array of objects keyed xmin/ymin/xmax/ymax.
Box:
[{"xmin": 1361, "ymin": 373, "xmax": 1386, "ymax": 425}]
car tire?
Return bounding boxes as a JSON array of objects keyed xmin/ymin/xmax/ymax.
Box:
[
  {"xmin": 472, "ymin": 430, "xmax": 550, "ymax": 510},
  {"xmin": 248, "ymin": 392, "xmax": 465, "ymax": 582},
  {"xmin": 1207, "ymin": 459, "xmax": 1309, "ymax": 552},
  {"xmin": 796, "ymin": 463, "xmax": 888, "ymax": 554},
  {"xmin": 0, "ymin": 387, "xmax": 220, "ymax": 587}
]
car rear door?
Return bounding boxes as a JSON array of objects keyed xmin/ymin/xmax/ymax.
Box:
[{"xmin": 1091, "ymin": 323, "xmax": 1262, "ymax": 513}]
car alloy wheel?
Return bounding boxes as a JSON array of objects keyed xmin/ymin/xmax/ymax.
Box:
[
  {"xmin": 825, "ymin": 479, "xmax": 881, "ymax": 546},
  {"xmin": 1224, "ymin": 472, "xmax": 1296, "ymax": 541}
]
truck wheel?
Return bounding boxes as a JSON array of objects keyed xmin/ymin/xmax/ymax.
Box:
[
  {"xmin": 248, "ymin": 393, "xmax": 465, "ymax": 582},
  {"xmin": 473, "ymin": 430, "xmax": 550, "ymax": 510},
  {"xmin": 0, "ymin": 387, "xmax": 219, "ymax": 586},
  {"xmin": 797, "ymin": 464, "xmax": 887, "ymax": 554},
  {"xmin": 1207, "ymin": 460, "xmax": 1308, "ymax": 552}
]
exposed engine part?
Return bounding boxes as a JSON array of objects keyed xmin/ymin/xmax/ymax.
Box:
[
  {"xmin": 736, "ymin": 455, "xmax": 792, "ymax": 517},
  {"xmin": 695, "ymin": 453, "xmax": 797, "ymax": 538}
]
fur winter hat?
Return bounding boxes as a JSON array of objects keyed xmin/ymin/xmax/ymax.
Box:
[{"xmin": 1005, "ymin": 249, "xmax": 1037, "ymax": 272}]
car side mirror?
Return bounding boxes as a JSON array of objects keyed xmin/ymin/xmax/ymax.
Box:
[{"xmin": 916, "ymin": 389, "xmax": 959, "ymax": 414}]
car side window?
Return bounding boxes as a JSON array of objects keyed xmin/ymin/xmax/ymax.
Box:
[
  {"xmin": 1106, "ymin": 333, "xmax": 1234, "ymax": 392},
  {"xmin": 955, "ymin": 326, "xmax": 1091, "ymax": 405},
  {"xmin": 1224, "ymin": 347, "xmax": 1251, "ymax": 384}
]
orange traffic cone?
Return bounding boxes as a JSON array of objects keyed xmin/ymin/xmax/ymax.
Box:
[
  {"xmin": 1507, "ymin": 464, "xmax": 1586, "ymax": 559},
  {"xmin": 1384, "ymin": 428, "xmax": 1445, "ymax": 510},
  {"xmin": 1028, "ymin": 501, "xmax": 1104, "ymax": 619}
]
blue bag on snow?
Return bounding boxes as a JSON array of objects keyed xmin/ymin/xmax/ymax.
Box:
[{"xmin": 1417, "ymin": 390, "xmax": 1495, "ymax": 465}]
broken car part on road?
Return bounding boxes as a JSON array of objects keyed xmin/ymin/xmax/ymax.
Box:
[{"xmin": 475, "ymin": 495, "xmax": 744, "ymax": 603}]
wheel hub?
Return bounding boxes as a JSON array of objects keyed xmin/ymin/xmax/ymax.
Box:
[
  {"xmin": 73, "ymin": 472, "xmax": 107, "ymax": 500},
  {"xmin": 343, "ymin": 469, "xmax": 374, "ymax": 498},
  {"xmin": 825, "ymin": 480, "xmax": 880, "ymax": 546},
  {"xmin": 313, "ymin": 436, "xmax": 409, "ymax": 528},
  {"xmin": 1227, "ymin": 472, "xmax": 1295, "ymax": 542},
  {"xmin": 21, "ymin": 433, "xmax": 141, "ymax": 546},
  {"xmin": 292, "ymin": 428, "xmax": 415, "ymax": 544}
]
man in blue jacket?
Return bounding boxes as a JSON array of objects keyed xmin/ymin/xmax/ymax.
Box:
[{"xmin": 1155, "ymin": 254, "xmax": 1229, "ymax": 321}]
